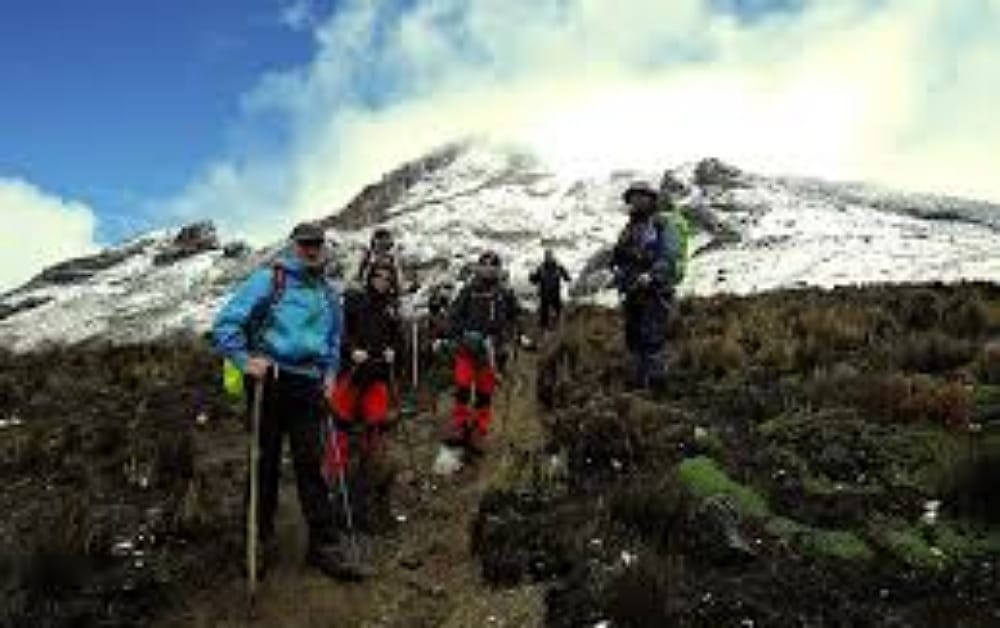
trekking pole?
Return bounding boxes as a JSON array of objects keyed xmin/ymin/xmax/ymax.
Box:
[
  {"xmin": 247, "ymin": 377, "xmax": 264, "ymax": 607},
  {"xmin": 485, "ymin": 337, "xmax": 508, "ymax": 438},
  {"xmin": 328, "ymin": 416, "xmax": 361, "ymax": 567},
  {"xmin": 504, "ymin": 340, "xmax": 518, "ymax": 436},
  {"xmin": 389, "ymin": 357, "xmax": 418, "ymax": 473},
  {"xmin": 411, "ymin": 319, "xmax": 420, "ymax": 394}
]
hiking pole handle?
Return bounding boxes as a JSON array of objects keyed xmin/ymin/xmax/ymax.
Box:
[{"xmin": 391, "ymin": 356, "xmax": 419, "ymax": 473}]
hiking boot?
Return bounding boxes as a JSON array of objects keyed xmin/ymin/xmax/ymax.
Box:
[{"xmin": 306, "ymin": 539, "xmax": 374, "ymax": 582}]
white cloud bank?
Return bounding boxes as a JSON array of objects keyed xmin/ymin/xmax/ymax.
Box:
[
  {"xmin": 0, "ymin": 178, "xmax": 99, "ymax": 293},
  {"xmin": 167, "ymin": 0, "xmax": 1000, "ymax": 243}
]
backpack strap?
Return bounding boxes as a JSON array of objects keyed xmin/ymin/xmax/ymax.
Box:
[
  {"xmin": 246, "ymin": 264, "xmax": 288, "ymax": 350},
  {"xmin": 269, "ymin": 264, "xmax": 287, "ymax": 304}
]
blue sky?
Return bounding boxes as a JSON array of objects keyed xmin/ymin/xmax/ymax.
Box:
[
  {"xmin": 0, "ymin": 0, "xmax": 321, "ymax": 242},
  {"xmin": 2, "ymin": 0, "xmax": 998, "ymax": 292},
  {"xmin": 0, "ymin": 0, "xmax": 809, "ymax": 243}
]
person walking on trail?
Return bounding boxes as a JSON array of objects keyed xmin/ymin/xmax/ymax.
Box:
[
  {"xmin": 356, "ymin": 227, "xmax": 402, "ymax": 295},
  {"xmin": 212, "ymin": 222, "xmax": 356, "ymax": 580},
  {"xmin": 611, "ymin": 182, "xmax": 688, "ymax": 392},
  {"xmin": 529, "ymin": 248, "xmax": 571, "ymax": 332},
  {"xmin": 327, "ymin": 262, "xmax": 404, "ymax": 538},
  {"xmin": 415, "ymin": 284, "xmax": 455, "ymax": 416},
  {"xmin": 438, "ymin": 251, "xmax": 521, "ymax": 461}
]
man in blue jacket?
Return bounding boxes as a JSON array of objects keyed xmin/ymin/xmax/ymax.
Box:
[{"xmin": 213, "ymin": 222, "xmax": 362, "ymax": 580}]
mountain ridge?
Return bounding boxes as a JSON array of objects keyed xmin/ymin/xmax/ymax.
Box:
[{"xmin": 1, "ymin": 141, "xmax": 998, "ymax": 352}]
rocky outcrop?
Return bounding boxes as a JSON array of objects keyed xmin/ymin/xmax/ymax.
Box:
[
  {"xmin": 322, "ymin": 143, "xmax": 464, "ymax": 230},
  {"xmin": 570, "ymin": 246, "xmax": 615, "ymax": 299},
  {"xmin": 153, "ymin": 222, "xmax": 220, "ymax": 266},
  {"xmin": 694, "ymin": 157, "xmax": 743, "ymax": 188},
  {"xmin": 659, "ymin": 169, "xmax": 690, "ymax": 198},
  {"xmin": 0, "ymin": 296, "xmax": 52, "ymax": 322},
  {"xmin": 26, "ymin": 243, "xmax": 149, "ymax": 289},
  {"xmin": 222, "ymin": 241, "xmax": 251, "ymax": 259}
]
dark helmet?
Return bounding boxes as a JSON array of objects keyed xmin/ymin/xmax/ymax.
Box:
[
  {"xmin": 478, "ymin": 250, "xmax": 500, "ymax": 267},
  {"xmin": 623, "ymin": 181, "xmax": 659, "ymax": 207},
  {"xmin": 371, "ymin": 227, "xmax": 393, "ymax": 251},
  {"xmin": 475, "ymin": 251, "xmax": 502, "ymax": 281},
  {"xmin": 428, "ymin": 290, "xmax": 449, "ymax": 313}
]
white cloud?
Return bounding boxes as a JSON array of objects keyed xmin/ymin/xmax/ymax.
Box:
[
  {"xmin": 0, "ymin": 178, "xmax": 99, "ymax": 293},
  {"xmin": 280, "ymin": 0, "xmax": 319, "ymax": 32},
  {"xmin": 166, "ymin": 0, "xmax": 1000, "ymax": 242}
]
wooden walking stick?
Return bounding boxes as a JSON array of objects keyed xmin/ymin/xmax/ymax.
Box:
[{"xmin": 247, "ymin": 377, "xmax": 264, "ymax": 607}]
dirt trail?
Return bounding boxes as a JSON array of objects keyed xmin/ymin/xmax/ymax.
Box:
[{"xmin": 160, "ymin": 352, "xmax": 546, "ymax": 628}]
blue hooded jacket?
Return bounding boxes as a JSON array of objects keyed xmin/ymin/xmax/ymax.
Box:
[
  {"xmin": 213, "ymin": 254, "xmax": 341, "ymax": 379},
  {"xmin": 611, "ymin": 216, "xmax": 674, "ymax": 294}
]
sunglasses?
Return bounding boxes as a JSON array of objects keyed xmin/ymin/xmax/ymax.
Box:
[{"xmin": 296, "ymin": 239, "xmax": 324, "ymax": 248}]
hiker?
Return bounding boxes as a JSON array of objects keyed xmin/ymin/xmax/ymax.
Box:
[
  {"xmin": 610, "ymin": 182, "xmax": 688, "ymax": 391},
  {"xmin": 356, "ymin": 227, "xmax": 402, "ymax": 295},
  {"xmin": 415, "ymin": 284, "xmax": 454, "ymax": 416},
  {"xmin": 529, "ymin": 248, "xmax": 571, "ymax": 331},
  {"xmin": 212, "ymin": 222, "xmax": 358, "ymax": 580},
  {"xmin": 327, "ymin": 261, "xmax": 404, "ymax": 537},
  {"xmin": 440, "ymin": 251, "xmax": 521, "ymax": 456}
]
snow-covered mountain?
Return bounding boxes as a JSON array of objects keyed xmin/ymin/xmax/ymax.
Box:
[{"xmin": 1, "ymin": 141, "xmax": 998, "ymax": 352}]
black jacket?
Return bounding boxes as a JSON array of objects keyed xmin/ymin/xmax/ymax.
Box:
[
  {"xmin": 449, "ymin": 277, "xmax": 521, "ymax": 348},
  {"xmin": 340, "ymin": 287, "xmax": 404, "ymax": 380},
  {"xmin": 529, "ymin": 260, "xmax": 571, "ymax": 301}
]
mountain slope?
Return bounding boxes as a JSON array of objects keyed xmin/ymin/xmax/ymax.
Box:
[{"xmin": 1, "ymin": 142, "xmax": 998, "ymax": 352}]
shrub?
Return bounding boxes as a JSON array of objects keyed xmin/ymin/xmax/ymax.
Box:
[
  {"xmin": 941, "ymin": 294, "xmax": 991, "ymax": 337},
  {"xmin": 676, "ymin": 456, "xmax": 769, "ymax": 518},
  {"xmin": 680, "ymin": 333, "xmax": 746, "ymax": 377},
  {"xmin": 610, "ymin": 476, "xmax": 684, "ymax": 548},
  {"xmin": 605, "ymin": 552, "xmax": 683, "ymax": 627},
  {"xmin": 977, "ymin": 341, "xmax": 1000, "ymax": 385},
  {"xmin": 864, "ymin": 374, "xmax": 972, "ymax": 427},
  {"xmin": 894, "ymin": 332, "xmax": 977, "ymax": 373}
]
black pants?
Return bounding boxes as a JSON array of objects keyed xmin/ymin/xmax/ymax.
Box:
[
  {"xmin": 246, "ymin": 369, "xmax": 334, "ymax": 546},
  {"xmin": 622, "ymin": 290, "xmax": 672, "ymax": 388},
  {"xmin": 539, "ymin": 296, "xmax": 562, "ymax": 330}
]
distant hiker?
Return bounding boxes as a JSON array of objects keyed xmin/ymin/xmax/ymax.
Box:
[
  {"xmin": 611, "ymin": 182, "xmax": 688, "ymax": 391},
  {"xmin": 436, "ymin": 252, "xmax": 521, "ymax": 467},
  {"xmin": 529, "ymin": 248, "xmax": 571, "ymax": 331},
  {"xmin": 327, "ymin": 261, "xmax": 404, "ymax": 541},
  {"xmin": 356, "ymin": 227, "xmax": 402, "ymax": 296},
  {"xmin": 212, "ymin": 222, "xmax": 351, "ymax": 579}
]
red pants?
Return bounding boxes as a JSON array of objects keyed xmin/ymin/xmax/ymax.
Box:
[
  {"xmin": 448, "ymin": 349, "xmax": 497, "ymax": 443},
  {"xmin": 323, "ymin": 374, "xmax": 390, "ymax": 476},
  {"xmin": 331, "ymin": 373, "xmax": 390, "ymax": 426}
]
